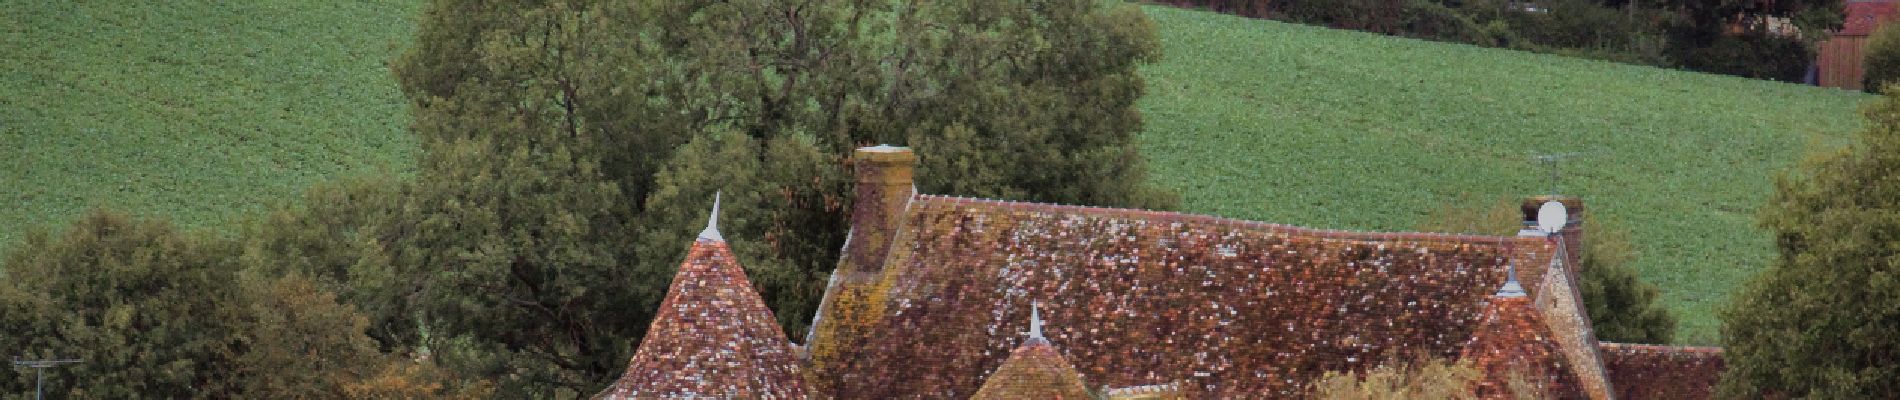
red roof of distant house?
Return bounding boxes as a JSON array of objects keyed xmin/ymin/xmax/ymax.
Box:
[{"xmin": 1841, "ymin": 1, "xmax": 1899, "ymax": 36}]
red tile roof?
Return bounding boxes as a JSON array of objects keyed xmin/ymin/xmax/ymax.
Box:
[
  {"xmin": 971, "ymin": 337, "xmax": 1095, "ymax": 400},
  {"xmin": 1461, "ymin": 295, "xmax": 1586, "ymax": 399},
  {"xmin": 1598, "ymin": 343, "xmax": 1726, "ymax": 400},
  {"xmin": 596, "ymin": 238, "xmax": 809, "ymax": 399},
  {"xmin": 815, "ymin": 195, "xmax": 1560, "ymax": 398},
  {"xmin": 1841, "ymin": 1, "xmax": 1899, "ymax": 36}
]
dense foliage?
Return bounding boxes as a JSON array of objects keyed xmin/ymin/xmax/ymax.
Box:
[
  {"xmin": 1865, "ymin": 23, "xmax": 1900, "ymax": 93},
  {"xmin": 1718, "ymin": 90, "xmax": 1900, "ymax": 398},
  {"xmin": 0, "ymin": 210, "xmax": 477, "ymax": 398},
  {"xmin": 1574, "ymin": 221, "xmax": 1676, "ymax": 344},
  {"xmin": 1150, "ymin": 0, "xmax": 1842, "ymax": 81}
]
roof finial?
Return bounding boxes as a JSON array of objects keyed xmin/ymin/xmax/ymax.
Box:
[
  {"xmin": 1497, "ymin": 263, "xmax": 1526, "ymax": 297},
  {"xmin": 1029, "ymin": 303, "xmax": 1045, "ymax": 340},
  {"xmin": 698, "ymin": 191, "xmax": 724, "ymax": 241}
]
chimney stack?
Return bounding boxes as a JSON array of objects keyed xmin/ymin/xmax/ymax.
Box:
[
  {"xmin": 1520, "ymin": 195, "xmax": 1584, "ymax": 271},
  {"xmin": 840, "ymin": 145, "xmax": 916, "ymax": 278}
]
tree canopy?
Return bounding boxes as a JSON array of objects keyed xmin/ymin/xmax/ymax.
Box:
[
  {"xmin": 222, "ymin": 0, "xmax": 1176, "ymax": 396},
  {"xmin": 0, "ymin": 210, "xmax": 445, "ymax": 398},
  {"xmin": 1719, "ymin": 89, "xmax": 1900, "ymax": 398}
]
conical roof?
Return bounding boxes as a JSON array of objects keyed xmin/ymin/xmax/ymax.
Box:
[
  {"xmin": 971, "ymin": 307, "xmax": 1093, "ymax": 400},
  {"xmin": 596, "ymin": 204, "xmax": 809, "ymax": 399}
]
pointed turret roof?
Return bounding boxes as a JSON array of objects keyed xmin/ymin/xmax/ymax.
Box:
[
  {"xmin": 597, "ymin": 198, "xmax": 808, "ymax": 399},
  {"xmin": 971, "ymin": 305, "xmax": 1093, "ymax": 400}
]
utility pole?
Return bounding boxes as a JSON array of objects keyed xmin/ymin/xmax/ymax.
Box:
[{"xmin": 11, "ymin": 358, "xmax": 80, "ymax": 400}]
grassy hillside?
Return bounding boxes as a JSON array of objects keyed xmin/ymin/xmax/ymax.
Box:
[
  {"xmin": 0, "ymin": 1, "xmax": 419, "ymax": 246},
  {"xmin": 0, "ymin": 1, "xmax": 1870, "ymax": 344},
  {"xmin": 1136, "ymin": 4, "xmax": 1871, "ymax": 344}
]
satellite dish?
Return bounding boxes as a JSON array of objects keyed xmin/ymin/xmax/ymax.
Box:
[{"xmin": 1537, "ymin": 201, "xmax": 1568, "ymax": 234}]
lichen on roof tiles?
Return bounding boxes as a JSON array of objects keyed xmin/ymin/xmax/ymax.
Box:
[
  {"xmin": 817, "ymin": 195, "xmax": 1545, "ymax": 398},
  {"xmin": 970, "ymin": 307, "xmax": 1095, "ymax": 400},
  {"xmin": 1598, "ymin": 343, "xmax": 1725, "ymax": 400},
  {"xmin": 596, "ymin": 238, "xmax": 809, "ymax": 399},
  {"xmin": 1461, "ymin": 295, "xmax": 1586, "ymax": 399}
]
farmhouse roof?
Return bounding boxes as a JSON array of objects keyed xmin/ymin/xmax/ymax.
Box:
[
  {"xmin": 1598, "ymin": 343, "xmax": 1726, "ymax": 399},
  {"xmin": 1462, "ymin": 289, "xmax": 1586, "ymax": 399},
  {"xmin": 596, "ymin": 205, "xmax": 808, "ymax": 399},
  {"xmin": 810, "ymin": 190, "xmax": 1566, "ymax": 398}
]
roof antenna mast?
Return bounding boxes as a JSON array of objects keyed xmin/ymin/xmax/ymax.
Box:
[
  {"xmin": 11, "ymin": 357, "xmax": 81, "ymax": 400},
  {"xmin": 1531, "ymin": 152, "xmax": 1585, "ymax": 195}
]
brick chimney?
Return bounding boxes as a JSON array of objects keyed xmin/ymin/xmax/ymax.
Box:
[
  {"xmin": 839, "ymin": 145, "xmax": 916, "ymax": 278},
  {"xmin": 1520, "ymin": 195, "xmax": 1584, "ymax": 271}
]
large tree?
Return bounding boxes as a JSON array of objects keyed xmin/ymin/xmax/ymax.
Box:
[
  {"xmin": 284, "ymin": 0, "xmax": 1171, "ymax": 396},
  {"xmin": 1719, "ymin": 90, "xmax": 1900, "ymax": 397}
]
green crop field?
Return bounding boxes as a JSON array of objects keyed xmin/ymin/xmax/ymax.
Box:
[
  {"xmin": 0, "ymin": 1, "xmax": 1873, "ymax": 344},
  {"xmin": 1, "ymin": 1, "xmax": 419, "ymax": 248},
  {"xmin": 1136, "ymin": 5, "xmax": 1872, "ymax": 344}
]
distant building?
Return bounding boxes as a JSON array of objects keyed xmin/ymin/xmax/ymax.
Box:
[
  {"xmin": 596, "ymin": 146, "xmax": 1725, "ymax": 399},
  {"xmin": 1818, "ymin": 0, "xmax": 1900, "ymax": 90}
]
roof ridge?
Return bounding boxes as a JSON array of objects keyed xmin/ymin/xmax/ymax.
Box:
[
  {"xmin": 912, "ymin": 194, "xmax": 1529, "ymax": 245},
  {"xmin": 1598, "ymin": 342, "xmax": 1726, "ymax": 354}
]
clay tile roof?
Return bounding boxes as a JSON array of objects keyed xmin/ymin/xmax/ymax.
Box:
[
  {"xmin": 1841, "ymin": 1, "xmax": 1899, "ymax": 36},
  {"xmin": 596, "ymin": 237, "xmax": 809, "ymax": 399},
  {"xmin": 971, "ymin": 336, "xmax": 1095, "ymax": 400},
  {"xmin": 818, "ymin": 195, "xmax": 1554, "ymax": 398},
  {"xmin": 1597, "ymin": 343, "xmax": 1725, "ymax": 400},
  {"xmin": 1460, "ymin": 295, "xmax": 1586, "ymax": 399},
  {"xmin": 1104, "ymin": 382, "xmax": 1187, "ymax": 399}
]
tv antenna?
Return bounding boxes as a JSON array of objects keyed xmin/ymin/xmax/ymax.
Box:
[
  {"xmin": 11, "ymin": 357, "xmax": 81, "ymax": 400},
  {"xmin": 1530, "ymin": 152, "xmax": 1587, "ymax": 195}
]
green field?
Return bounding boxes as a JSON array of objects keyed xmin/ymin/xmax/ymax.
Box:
[
  {"xmin": 0, "ymin": 1, "xmax": 419, "ymax": 247},
  {"xmin": 0, "ymin": 2, "xmax": 1873, "ymax": 344},
  {"xmin": 1136, "ymin": 5, "xmax": 1871, "ymax": 343}
]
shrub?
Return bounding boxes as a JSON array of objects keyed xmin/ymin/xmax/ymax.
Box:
[
  {"xmin": 1312, "ymin": 357, "xmax": 1482, "ymax": 399},
  {"xmin": 1674, "ymin": 31, "xmax": 1813, "ymax": 82},
  {"xmin": 1864, "ymin": 22, "xmax": 1900, "ymax": 92}
]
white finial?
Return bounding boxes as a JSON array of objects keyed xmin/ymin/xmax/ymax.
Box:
[
  {"xmin": 1029, "ymin": 303, "xmax": 1045, "ymax": 340},
  {"xmin": 698, "ymin": 191, "xmax": 723, "ymax": 241},
  {"xmin": 1497, "ymin": 264, "xmax": 1526, "ymax": 297}
]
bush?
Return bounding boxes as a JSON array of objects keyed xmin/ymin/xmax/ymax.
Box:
[
  {"xmin": 1864, "ymin": 22, "xmax": 1900, "ymax": 92},
  {"xmin": 1312, "ymin": 357, "xmax": 1482, "ymax": 400},
  {"xmin": 1674, "ymin": 31, "xmax": 1813, "ymax": 82},
  {"xmin": 0, "ymin": 210, "xmax": 439, "ymax": 398}
]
